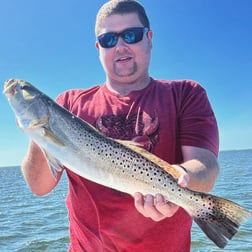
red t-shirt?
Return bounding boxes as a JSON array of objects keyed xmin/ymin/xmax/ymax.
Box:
[{"xmin": 56, "ymin": 78, "xmax": 219, "ymax": 252}]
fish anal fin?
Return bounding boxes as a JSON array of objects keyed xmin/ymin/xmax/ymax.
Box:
[
  {"xmin": 43, "ymin": 150, "xmax": 64, "ymax": 180},
  {"xmin": 116, "ymin": 140, "xmax": 182, "ymax": 180}
]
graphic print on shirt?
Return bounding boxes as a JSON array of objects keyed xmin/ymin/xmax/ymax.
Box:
[{"xmin": 95, "ymin": 111, "xmax": 160, "ymax": 152}]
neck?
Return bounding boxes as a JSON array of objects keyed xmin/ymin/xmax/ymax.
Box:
[{"xmin": 106, "ymin": 75, "xmax": 151, "ymax": 96}]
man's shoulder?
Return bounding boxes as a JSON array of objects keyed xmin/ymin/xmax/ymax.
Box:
[
  {"xmin": 153, "ymin": 78, "xmax": 201, "ymax": 87},
  {"xmin": 56, "ymin": 84, "xmax": 102, "ymax": 108},
  {"xmin": 60, "ymin": 85, "xmax": 101, "ymax": 98},
  {"xmin": 152, "ymin": 78, "xmax": 204, "ymax": 94}
]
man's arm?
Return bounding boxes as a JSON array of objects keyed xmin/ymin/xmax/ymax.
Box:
[
  {"xmin": 21, "ymin": 141, "xmax": 63, "ymax": 196},
  {"xmin": 179, "ymin": 145, "xmax": 219, "ymax": 192},
  {"xmin": 134, "ymin": 146, "xmax": 219, "ymax": 221}
]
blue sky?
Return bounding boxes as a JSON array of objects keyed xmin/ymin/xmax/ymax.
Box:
[{"xmin": 0, "ymin": 0, "xmax": 251, "ymax": 167}]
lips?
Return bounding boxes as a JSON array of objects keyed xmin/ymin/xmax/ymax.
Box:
[{"xmin": 115, "ymin": 56, "xmax": 132, "ymax": 62}]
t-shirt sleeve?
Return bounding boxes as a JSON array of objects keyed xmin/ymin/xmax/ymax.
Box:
[
  {"xmin": 55, "ymin": 86, "xmax": 101, "ymax": 112},
  {"xmin": 56, "ymin": 90, "xmax": 72, "ymax": 109},
  {"xmin": 177, "ymin": 81, "xmax": 219, "ymax": 156}
]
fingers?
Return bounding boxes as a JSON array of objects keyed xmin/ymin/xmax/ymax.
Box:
[
  {"xmin": 133, "ymin": 165, "xmax": 190, "ymax": 221},
  {"xmin": 178, "ymin": 172, "xmax": 190, "ymax": 187},
  {"xmin": 172, "ymin": 165, "xmax": 190, "ymax": 188},
  {"xmin": 133, "ymin": 192, "xmax": 179, "ymax": 222}
]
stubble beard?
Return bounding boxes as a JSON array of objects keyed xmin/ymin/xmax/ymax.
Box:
[{"xmin": 113, "ymin": 62, "xmax": 137, "ymax": 78}]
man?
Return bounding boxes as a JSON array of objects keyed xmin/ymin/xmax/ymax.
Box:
[{"xmin": 22, "ymin": 0, "xmax": 219, "ymax": 251}]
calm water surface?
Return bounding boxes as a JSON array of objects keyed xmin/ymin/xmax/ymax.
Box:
[{"xmin": 0, "ymin": 150, "xmax": 251, "ymax": 251}]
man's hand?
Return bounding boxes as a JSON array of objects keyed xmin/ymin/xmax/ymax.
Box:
[{"xmin": 133, "ymin": 166, "xmax": 189, "ymax": 221}]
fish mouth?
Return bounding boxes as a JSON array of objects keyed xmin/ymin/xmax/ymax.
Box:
[
  {"xmin": 3, "ymin": 79, "xmax": 18, "ymax": 98},
  {"xmin": 3, "ymin": 79, "xmax": 49, "ymax": 129},
  {"xmin": 3, "ymin": 79, "xmax": 37, "ymax": 101}
]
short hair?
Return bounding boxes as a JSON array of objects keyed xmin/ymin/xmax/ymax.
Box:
[{"xmin": 95, "ymin": 0, "xmax": 150, "ymax": 36}]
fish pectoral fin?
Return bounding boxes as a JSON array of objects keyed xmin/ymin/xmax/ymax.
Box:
[
  {"xmin": 43, "ymin": 150, "xmax": 64, "ymax": 180},
  {"xmin": 116, "ymin": 139, "xmax": 182, "ymax": 180},
  {"xmin": 42, "ymin": 128, "xmax": 66, "ymax": 146},
  {"xmin": 29, "ymin": 118, "xmax": 49, "ymax": 128}
]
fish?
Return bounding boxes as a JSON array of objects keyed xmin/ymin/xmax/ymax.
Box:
[{"xmin": 3, "ymin": 79, "xmax": 251, "ymax": 249}]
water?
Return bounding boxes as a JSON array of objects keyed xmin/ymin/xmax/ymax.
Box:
[
  {"xmin": 0, "ymin": 150, "xmax": 251, "ymax": 251},
  {"xmin": 191, "ymin": 149, "xmax": 252, "ymax": 251},
  {"xmin": 0, "ymin": 168, "xmax": 69, "ymax": 251}
]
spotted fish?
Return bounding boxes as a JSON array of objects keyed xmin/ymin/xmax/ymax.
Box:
[{"xmin": 3, "ymin": 79, "xmax": 251, "ymax": 248}]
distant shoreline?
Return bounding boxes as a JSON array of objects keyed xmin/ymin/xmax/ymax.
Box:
[
  {"xmin": 0, "ymin": 165, "xmax": 20, "ymax": 169},
  {"xmin": 1, "ymin": 149, "xmax": 251, "ymax": 169}
]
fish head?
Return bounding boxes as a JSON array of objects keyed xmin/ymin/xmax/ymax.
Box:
[{"xmin": 3, "ymin": 79, "xmax": 49, "ymax": 130}]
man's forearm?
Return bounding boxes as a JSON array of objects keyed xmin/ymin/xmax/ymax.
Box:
[
  {"xmin": 21, "ymin": 141, "xmax": 61, "ymax": 196},
  {"xmin": 180, "ymin": 146, "xmax": 220, "ymax": 192}
]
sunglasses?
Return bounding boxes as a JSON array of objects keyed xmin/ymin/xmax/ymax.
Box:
[{"xmin": 97, "ymin": 27, "xmax": 149, "ymax": 48}]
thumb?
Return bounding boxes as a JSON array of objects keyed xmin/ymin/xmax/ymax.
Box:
[{"xmin": 178, "ymin": 173, "xmax": 190, "ymax": 188}]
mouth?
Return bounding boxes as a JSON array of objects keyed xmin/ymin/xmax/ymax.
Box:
[
  {"xmin": 3, "ymin": 79, "xmax": 18, "ymax": 98},
  {"xmin": 3, "ymin": 79, "xmax": 35, "ymax": 100},
  {"xmin": 115, "ymin": 56, "xmax": 133, "ymax": 63}
]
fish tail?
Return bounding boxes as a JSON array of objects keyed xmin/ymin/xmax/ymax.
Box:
[{"xmin": 191, "ymin": 194, "xmax": 251, "ymax": 248}]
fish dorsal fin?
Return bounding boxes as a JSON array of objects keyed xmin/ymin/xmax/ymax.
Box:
[{"xmin": 116, "ymin": 140, "xmax": 182, "ymax": 180}]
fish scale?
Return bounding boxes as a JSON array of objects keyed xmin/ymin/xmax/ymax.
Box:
[{"xmin": 3, "ymin": 79, "xmax": 251, "ymax": 249}]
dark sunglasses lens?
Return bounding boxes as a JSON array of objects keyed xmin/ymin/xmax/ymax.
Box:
[
  {"xmin": 98, "ymin": 33, "xmax": 118, "ymax": 48},
  {"xmin": 123, "ymin": 28, "xmax": 143, "ymax": 44},
  {"xmin": 98, "ymin": 28, "xmax": 148, "ymax": 48}
]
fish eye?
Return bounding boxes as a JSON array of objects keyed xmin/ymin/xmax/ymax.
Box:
[
  {"xmin": 20, "ymin": 84, "xmax": 37, "ymax": 100},
  {"xmin": 21, "ymin": 84, "xmax": 38, "ymax": 93},
  {"xmin": 20, "ymin": 84, "xmax": 31, "ymax": 91}
]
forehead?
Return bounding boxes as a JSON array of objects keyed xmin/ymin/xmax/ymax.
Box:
[{"xmin": 98, "ymin": 13, "xmax": 143, "ymax": 35}]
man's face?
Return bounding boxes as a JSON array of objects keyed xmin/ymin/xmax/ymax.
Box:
[{"xmin": 96, "ymin": 13, "xmax": 153, "ymax": 84}]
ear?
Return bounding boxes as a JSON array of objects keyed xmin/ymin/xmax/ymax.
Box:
[
  {"xmin": 148, "ymin": 30, "xmax": 153, "ymax": 40},
  {"xmin": 147, "ymin": 30, "xmax": 153, "ymax": 49},
  {"xmin": 95, "ymin": 41, "xmax": 100, "ymax": 49}
]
